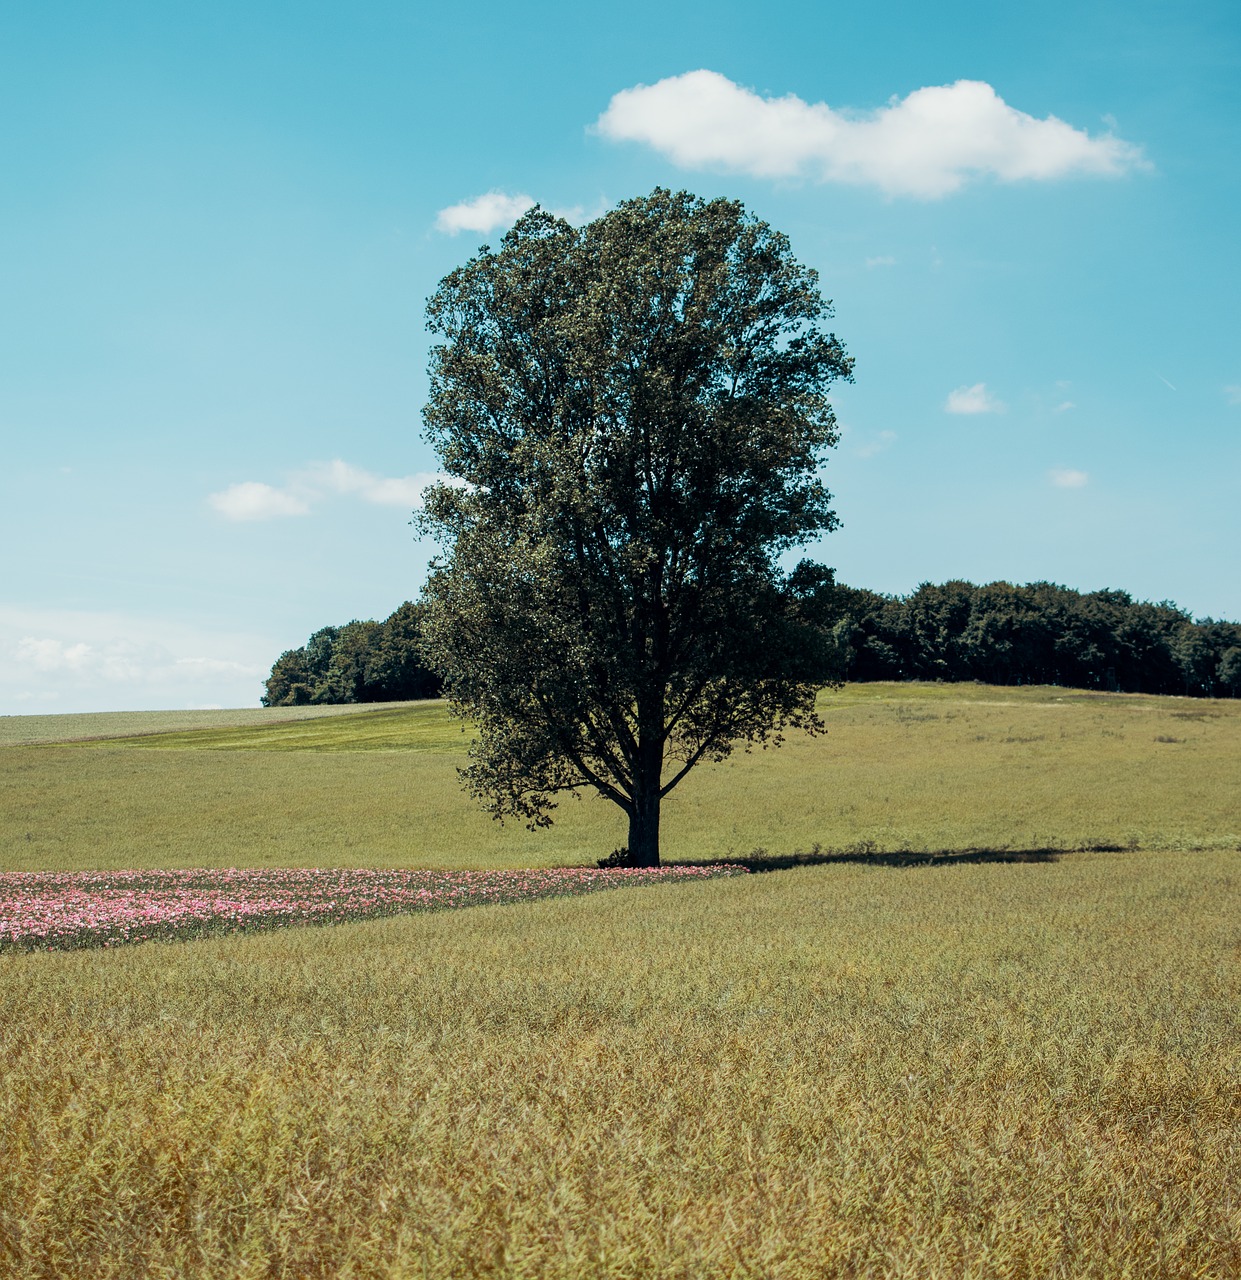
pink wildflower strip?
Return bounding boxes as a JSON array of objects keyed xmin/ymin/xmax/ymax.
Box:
[{"xmin": 0, "ymin": 865, "xmax": 748, "ymax": 953}]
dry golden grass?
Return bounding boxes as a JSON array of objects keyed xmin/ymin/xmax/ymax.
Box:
[{"xmin": 1, "ymin": 850, "xmax": 1238, "ymax": 1277}]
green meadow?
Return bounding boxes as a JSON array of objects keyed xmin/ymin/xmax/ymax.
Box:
[
  {"xmin": 2, "ymin": 682, "xmax": 1238, "ymax": 873},
  {"xmin": 1, "ymin": 683, "xmax": 1238, "ymax": 1277}
]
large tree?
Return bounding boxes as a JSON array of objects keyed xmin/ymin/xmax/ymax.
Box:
[{"xmin": 417, "ymin": 190, "xmax": 853, "ymax": 865}]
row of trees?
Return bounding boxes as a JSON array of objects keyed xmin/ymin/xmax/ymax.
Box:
[
  {"xmin": 265, "ymin": 577, "xmax": 1241, "ymax": 709},
  {"xmin": 804, "ymin": 576, "xmax": 1241, "ymax": 698},
  {"xmin": 262, "ymin": 602, "xmax": 441, "ymax": 706}
]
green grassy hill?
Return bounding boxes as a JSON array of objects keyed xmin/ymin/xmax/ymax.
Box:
[{"xmin": 2, "ymin": 683, "xmax": 1237, "ymax": 873}]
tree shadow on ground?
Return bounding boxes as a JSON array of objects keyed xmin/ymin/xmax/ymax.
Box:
[{"xmin": 670, "ymin": 844, "xmax": 1129, "ymax": 873}]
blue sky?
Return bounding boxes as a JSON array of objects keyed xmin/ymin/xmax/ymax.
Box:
[{"xmin": 2, "ymin": 0, "xmax": 1238, "ymax": 713}]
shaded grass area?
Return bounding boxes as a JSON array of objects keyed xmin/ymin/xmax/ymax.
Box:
[
  {"xmin": 1, "ymin": 851, "xmax": 1237, "ymax": 1278},
  {"xmin": 2, "ymin": 683, "xmax": 1238, "ymax": 873}
]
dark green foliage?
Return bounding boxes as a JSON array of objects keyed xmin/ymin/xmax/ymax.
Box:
[
  {"xmin": 803, "ymin": 577, "xmax": 1241, "ymax": 697},
  {"xmin": 261, "ymin": 605, "xmax": 441, "ymax": 707},
  {"xmin": 417, "ymin": 190, "xmax": 854, "ymax": 864}
]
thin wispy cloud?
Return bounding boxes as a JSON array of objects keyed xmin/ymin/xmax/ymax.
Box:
[
  {"xmin": 853, "ymin": 429, "xmax": 898, "ymax": 458},
  {"xmin": 1224, "ymin": 385, "xmax": 1241, "ymax": 406},
  {"xmin": 209, "ymin": 461, "xmax": 450, "ymax": 522},
  {"xmin": 1049, "ymin": 468, "xmax": 1089, "ymax": 488},
  {"xmin": 945, "ymin": 383, "xmax": 1005, "ymax": 415},
  {"xmin": 1053, "ymin": 401, "xmax": 1076, "ymax": 413},
  {"xmin": 1157, "ymin": 374, "xmax": 1177, "ymax": 391},
  {"xmin": 595, "ymin": 71, "xmax": 1148, "ymax": 198},
  {"xmin": 865, "ymin": 255, "xmax": 897, "ymax": 268}
]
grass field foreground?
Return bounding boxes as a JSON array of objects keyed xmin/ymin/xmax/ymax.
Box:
[{"xmin": 1, "ymin": 849, "xmax": 1237, "ymax": 1278}]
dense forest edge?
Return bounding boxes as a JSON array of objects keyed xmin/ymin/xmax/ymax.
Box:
[{"xmin": 263, "ymin": 578, "xmax": 1241, "ymax": 707}]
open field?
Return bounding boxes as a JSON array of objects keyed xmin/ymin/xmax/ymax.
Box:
[
  {"xmin": 1, "ymin": 683, "xmax": 1238, "ymax": 1276},
  {"xmin": 1, "ymin": 850, "xmax": 1238, "ymax": 1278},
  {"xmin": 1, "ymin": 683, "xmax": 1237, "ymax": 873}
]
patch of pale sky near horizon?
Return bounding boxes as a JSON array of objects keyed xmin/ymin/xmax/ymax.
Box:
[{"xmin": 0, "ymin": 605, "xmax": 273, "ymax": 715}]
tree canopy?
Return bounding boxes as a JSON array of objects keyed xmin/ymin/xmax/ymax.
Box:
[
  {"xmin": 810, "ymin": 578, "xmax": 1241, "ymax": 697},
  {"xmin": 416, "ymin": 190, "xmax": 854, "ymax": 865},
  {"xmin": 261, "ymin": 602, "xmax": 440, "ymax": 707}
]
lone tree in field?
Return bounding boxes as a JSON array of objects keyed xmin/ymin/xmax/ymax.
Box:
[{"xmin": 418, "ymin": 190, "xmax": 853, "ymax": 866}]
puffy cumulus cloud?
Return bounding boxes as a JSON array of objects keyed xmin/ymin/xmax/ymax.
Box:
[
  {"xmin": 945, "ymin": 383, "xmax": 1005, "ymax": 415},
  {"xmin": 595, "ymin": 71, "xmax": 1148, "ymax": 198},
  {"xmin": 1049, "ymin": 467, "xmax": 1089, "ymax": 488},
  {"xmin": 436, "ymin": 190, "xmax": 537, "ymax": 235},
  {"xmin": 2, "ymin": 607, "xmax": 270, "ymax": 714},
  {"xmin": 208, "ymin": 461, "xmax": 451, "ymax": 522}
]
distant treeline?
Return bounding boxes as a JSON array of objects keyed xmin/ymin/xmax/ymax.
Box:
[
  {"xmin": 262, "ymin": 602, "xmax": 441, "ymax": 706},
  {"xmin": 264, "ymin": 579, "xmax": 1241, "ymax": 706},
  {"xmin": 800, "ymin": 573, "xmax": 1241, "ymax": 698}
]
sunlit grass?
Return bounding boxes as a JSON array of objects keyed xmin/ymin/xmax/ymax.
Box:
[
  {"xmin": 2, "ymin": 683, "xmax": 1237, "ymax": 873},
  {"xmin": 0, "ymin": 700, "xmax": 424, "ymax": 747}
]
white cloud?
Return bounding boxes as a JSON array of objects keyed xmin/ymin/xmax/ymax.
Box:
[
  {"xmin": 436, "ymin": 191, "xmax": 537, "ymax": 235},
  {"xmin": 434, "ymin": 192, "xmax": 597, "ymax": 236},
  {"xmin": 1053, "ymin": 400, "xmax": 1076, "ymax": 413},
  {"xmin": 208, "ymin": 461, "xmax": 450, "ymax": 522},
  {"xmin": 1224, "ymin": 385, "xmax": 1241, "ymax": 406},
  {"xmin": 300, "ymin": 460, "xmax": 445, "ymax": 507},
  {"xmin": 865, "ymin": 255, "xmax": 897, "ymax": 268},
  {"xmin": 15, "ymin": 637, "xmax": 93, "ymax": 672},
  {"xmin": 209, "ymin": 481, "xmax": 310, "ymax": 522},
  {"xmin": 2, "ymin": 606, "xmax": 272, "ymax": 714},
  {"xmin": 595, "ymin": 71, "xmax": 1148, "ymax": 198},
  {"xmin": 1049, "ymin": 467, "xmax": 1089, "ymax": 488},
  {"xmin": 945, "ymin": 383, "xmax": 1005, "ymax": 415}
]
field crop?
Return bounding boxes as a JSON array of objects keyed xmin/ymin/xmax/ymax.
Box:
[{"xmin": 1, "ymin": 849, "xmax": 1237, "ymax": 1278}]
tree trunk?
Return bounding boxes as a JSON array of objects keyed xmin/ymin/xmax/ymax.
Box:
[{"xmin": 627, "ymin": 787, "xmax": 661, "ymax": 867}]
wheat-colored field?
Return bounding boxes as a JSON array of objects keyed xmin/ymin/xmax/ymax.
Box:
[{"xmin": 1, "ymin": 683, "xmax": 1238, "ymax": 1277}]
